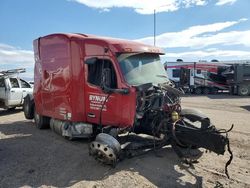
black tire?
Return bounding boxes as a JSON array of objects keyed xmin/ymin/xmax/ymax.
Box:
[
  {"xmin": 238, "ymin": 85, "xmax": 250, "ymax": 96},
  {"xmin": 194, "ymin": 88, "xmax": 202, "ymax": 95},
  {"xmin": 23, "ymin": 95, "xmax": 34, "ymax": 119},
  {"xmin": 34, "ymin": 108, "xmax": 50, "ymax": 129},
  {"xmin": 202, "ymin": 88, "xmax": 210, "ymax": 95}
]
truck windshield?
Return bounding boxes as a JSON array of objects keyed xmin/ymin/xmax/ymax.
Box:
[{"xmin": 117, "ymin": 53, "xmax": 169, "ymax": 86}]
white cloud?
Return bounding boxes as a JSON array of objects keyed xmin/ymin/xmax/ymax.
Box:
[
  {"xmin": 182, "ymin": 0, "xmax": 207, "ymax": 7},
  {"xmin": 0, "ymin": 43, "xmax": 34, "ymax": 79},
  {"xmin": 0, "ymin": 43, "xmax": 17, "ymax": 51},
  {"xmin": 163, "ymin": 49, "xmax": 250, "ymax": 61},
  {"xmin": 216, "ymin": 0, "xmax": 237, "ymax": 6},
  {"xmin": 136, "ymin": 18, "xmax": 249, "ymax": 48},
  {"xmin": 71, "ymin": 0, "xmax": 207, "ymax": 14},
  {"xmin": 0, "ymin": 44, "xmax": 34, "ymax": 65}
]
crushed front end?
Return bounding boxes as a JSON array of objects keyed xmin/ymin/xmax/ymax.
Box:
[
  {"xmin": 89, "ymin": 82, "xmax": 233, "ymax": 178},
  {"xmin": 89, "ymin": 52, "xmax": 233, "ymax": 178}
]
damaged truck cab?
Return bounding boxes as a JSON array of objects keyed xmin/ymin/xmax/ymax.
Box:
[
  {"xmin": 24, "ymin": 33, "xmax": 232, "ymax": 177},
  {"xmin": 30, "ymin": 33, "xmax": 165, "ymax": 133}
]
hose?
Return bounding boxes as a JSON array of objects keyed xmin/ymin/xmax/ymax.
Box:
[
  {"xmin": 171, "ymin": 119, "xmax": 186, "ymax": 147},
  {"xmin": 225, "ymin": 134, "xmax": 233, "ymax": 179},
  {"xmin": 217, "ymin": 124, "xmax": 234, "ymax": 133}
]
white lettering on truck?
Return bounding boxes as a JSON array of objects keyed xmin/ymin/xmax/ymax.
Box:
[{"xmin": 89, "ymin": 94, "xmax": 108, "ymax": 111}]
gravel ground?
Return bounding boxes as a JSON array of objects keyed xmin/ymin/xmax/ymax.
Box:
[{"xmin": 0, "ymin": 95, "xmax": 249, "ymax": 188}]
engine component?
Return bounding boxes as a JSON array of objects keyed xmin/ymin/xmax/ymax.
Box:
[{"xmin": 171, "ymin": 111, "xmax": 179, "ymax": 122}]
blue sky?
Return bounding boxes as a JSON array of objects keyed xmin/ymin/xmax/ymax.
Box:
[{"xmin": 0, "ymin": 0, "xmax": 250, "ymax": 79}]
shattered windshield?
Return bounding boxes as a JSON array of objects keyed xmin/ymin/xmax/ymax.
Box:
[{"xmin": 117, "ymin": 53, "xmax": 169, "ymax": 86}]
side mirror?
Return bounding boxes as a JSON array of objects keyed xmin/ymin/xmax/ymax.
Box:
[{"xmin": 85, "ymin": 57, "xmax": 98, "ymax": 65}]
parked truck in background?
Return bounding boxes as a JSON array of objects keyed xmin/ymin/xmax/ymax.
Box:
[
  {"xmin": 23, "ymin": 33, "xmax": 232, "ymax": 176},
  {"xmin": 165, "ymin": 61, "xmax": 229, "ymax": 94},
  {"xmin": 0, "ymin": 68, "xmax": 33, "ymax": 110},
  {"xmin": 223, "ymin": 63, "xmax": 250, "ymax": 96}
]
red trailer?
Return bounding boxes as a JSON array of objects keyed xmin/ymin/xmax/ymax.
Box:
[{"xmin": 24, "ymin": 33, "xmax": 232, "ymax": 176}]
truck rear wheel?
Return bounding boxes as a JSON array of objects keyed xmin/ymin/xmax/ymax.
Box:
[
  {"xmin": 34, "ymin": 108, "xmax": 50, "ymax": 129},
  {"xmin": 23, "ymin": 95, "xmax": 34, "ymax": 119},
  {"xmin": 238, "ymin": 85, "xmax": 250, "ymax": 96}
]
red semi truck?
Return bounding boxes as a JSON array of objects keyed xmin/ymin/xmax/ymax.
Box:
[{"xmin": 24, "ymin": 33, "xmax": 233, "ymax": 176}]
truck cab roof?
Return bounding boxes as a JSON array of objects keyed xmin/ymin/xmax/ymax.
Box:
[{"xmin": 37, "ymin": 33, "xmax": 165, "ymax": 55}]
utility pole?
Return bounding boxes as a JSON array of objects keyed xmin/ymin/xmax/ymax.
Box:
[{"xmin": 154, "ymin": 9, "xmax": 156, "ymax": 46}]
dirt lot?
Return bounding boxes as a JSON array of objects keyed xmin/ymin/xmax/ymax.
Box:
[{"xmin": 0, "ymin": 95, "xmax": 249, "ymax": 188}]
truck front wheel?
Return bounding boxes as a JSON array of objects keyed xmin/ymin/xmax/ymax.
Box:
[
  {"xmin": 238, "ymin": 85, "xmax": 250, "ymax": 96},
  {"xmin": 34, "ymin": 108, "xmax": 50, "ymax": 129}
]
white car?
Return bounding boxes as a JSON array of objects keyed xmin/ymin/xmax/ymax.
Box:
[{"xmin": 0, "ymin": 76, "xmax": 33, "ymax": 110}]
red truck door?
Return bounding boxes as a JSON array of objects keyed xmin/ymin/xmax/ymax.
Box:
[{"xmin": 84, "ymin": 56, "xmax": 135, "ymax": 128}]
